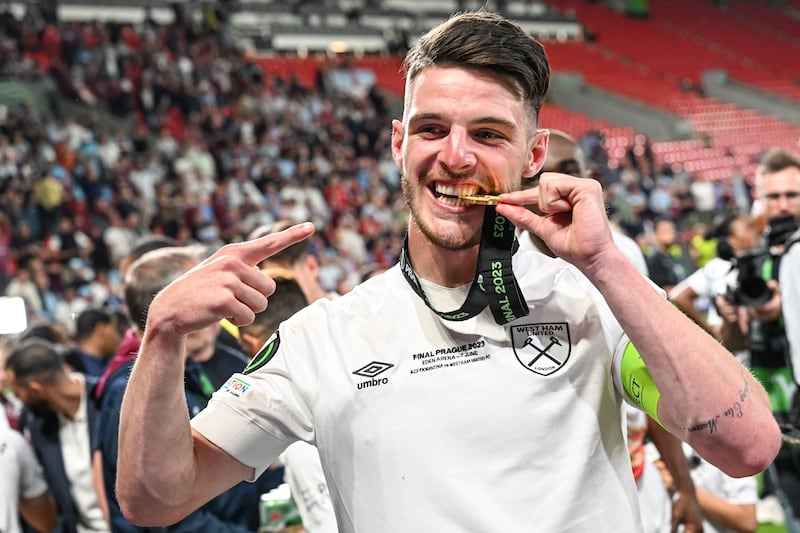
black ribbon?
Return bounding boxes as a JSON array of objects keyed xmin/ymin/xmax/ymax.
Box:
[{"xmin": 399, "ymin": 205, "xmax": 528, "ymax": 325}]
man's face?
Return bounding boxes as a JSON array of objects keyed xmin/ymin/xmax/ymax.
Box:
[
  {"xmin": 761, "ymin": 166, "xmax": 800, "ymax": 220},
  {"xmin": 391, "ymin": 66, "xmax": 546, "ymax": 250},
  {"xmin": 186, "ymin": 323, "xmax": 220, "ymax": 364},
  {"xmin": 729, "ymin": 217, "xmax": 760, "ymax": 254},
  {"xmin": 6, "ymin": 370, "xmax": 52, "ymax": 417},
  {"xmin": 99, "ymin": 321, "xmax": 122, "ymax": 358}
]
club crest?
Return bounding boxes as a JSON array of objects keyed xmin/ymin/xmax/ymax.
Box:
[{"xmin": 511, "ymin": 322, "xmax": 571, "ymax": 375}]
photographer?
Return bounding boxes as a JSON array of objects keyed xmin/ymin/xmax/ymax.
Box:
[{"xmin": 718, "ymin": 148, "xmax": 800, "ymax": 523}]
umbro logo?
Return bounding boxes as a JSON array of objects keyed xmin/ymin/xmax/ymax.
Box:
[{"xmin": 353, "ymin": 361, "xmax": 394, "ymax": 390}]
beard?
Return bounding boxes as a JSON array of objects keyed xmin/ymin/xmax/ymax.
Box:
[
  {"xmin": 401, "ymin": 173, "xmax": 482, "ymax": 251},
  {"xmin": 25, "ymin": 398, "xmax": 53, "ymax": 418}
]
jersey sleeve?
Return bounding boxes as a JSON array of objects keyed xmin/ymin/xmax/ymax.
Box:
[
  {"xmin": 191, "ymin": 322, "xmax": 318, "ymax": 479},
  {"xmin": 10, "ymin": 430, "xmax": 50, "ymax": 499}
]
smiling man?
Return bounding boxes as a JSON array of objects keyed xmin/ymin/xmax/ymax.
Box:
[{"xmin": 117, "ymin": 11, "xmax": 781, "ymax": 533}]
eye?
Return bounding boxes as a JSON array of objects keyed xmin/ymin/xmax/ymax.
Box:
[
  {"xmin": 415, "ymin": 124, "xmax": 446, "ymax": 138},
  {"xmin": 474, "ymin": 129, "xmax": 505, "ymax": 142}
]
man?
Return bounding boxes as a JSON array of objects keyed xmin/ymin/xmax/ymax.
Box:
[
  {"xmin": 718, "ymin": 149, "xmax": 800, "ymax": 521},
  {"xmin": 73, "ymin": 308, "xmax": 121, "ymax": 378},
  {"xmin": 249, "ymin": 219, "xmax": 331, "ymax": 303},
  {"xmin": 0, "ymin": 357, "xmax": 58, "ymax": 533},
  {"xmin": 751, "ymin": 147, "xmax": 800, "ymax": 524},
  {"xmin": 518, "ymin": 129, "xmax": 650, "ymax": 276},
  {"xmin": 94, "ymin": 245, "xmax": 274, "ymax": 532},
  {"xmin": 5, "ymin": 339, "xmax": 109, "ymax": 533},
  {"xmin": 645, "ymin": 217, "xmax": 691, "ymax": 293},
  {"xmin": 0, "ymin": 415, "xmax": 58, "ymax": 533},
  {"xmin": 670, "ymin": 214, "xmax": 761, "ymax": 341},
  {"xmin": 117, "ymin": 12, "xmax": 781, "ymax": 532}
]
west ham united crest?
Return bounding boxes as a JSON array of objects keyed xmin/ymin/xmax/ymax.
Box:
[{"xmin": 511, "ymin": 322, "xmax": 571, "ymax": 375}]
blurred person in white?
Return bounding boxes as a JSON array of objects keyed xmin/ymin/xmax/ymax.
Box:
[
  {"xmin": 0, "ymin": 419, "xmax": 58, "ymax": 533},
  {"xmin": 656, "ymin": 443, "xmax": 758, "ymax": 533},
  {"xmin": 670, "ymin": 214, "xmax": 761, "ymax": 347},
  {"xmin": 116, "ymin": 12, "xmax": 780, "ymax": 532}
]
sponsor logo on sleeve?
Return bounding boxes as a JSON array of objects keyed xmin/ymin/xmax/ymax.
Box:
[{"xmin": 222, "ymin": 376, "xmax": 252, "ymax": 397}]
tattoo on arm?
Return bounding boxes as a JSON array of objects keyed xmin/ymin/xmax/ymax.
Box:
[{"xmin": 683, "ymin": 374, "xmax": 751, "ymax": 435}]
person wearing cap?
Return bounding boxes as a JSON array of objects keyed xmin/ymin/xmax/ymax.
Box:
[{"xmin": 117, "ymin": 11, "xmax": 781, "ymax": 533}]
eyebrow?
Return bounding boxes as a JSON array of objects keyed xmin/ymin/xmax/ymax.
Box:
[{"xmin": 408, "ymin": 112, "xmax": 519, "ymax": 132}]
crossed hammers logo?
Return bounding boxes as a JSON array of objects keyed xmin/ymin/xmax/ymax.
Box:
[{"xmin": 523, "ymin": 335, "xmax": 563, "ymax": 367}]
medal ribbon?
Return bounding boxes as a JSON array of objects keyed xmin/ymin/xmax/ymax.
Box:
[{"xmin": 399, "ymin": 206, "xmax": 528, "ymax": 325}]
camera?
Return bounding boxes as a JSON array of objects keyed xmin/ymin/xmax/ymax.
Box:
[{"xmin": 724, "ymin": 215, "xmax": 798, "ymax": 307}]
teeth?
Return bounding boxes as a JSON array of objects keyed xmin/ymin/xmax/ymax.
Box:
[
  {"xmin": 438, "ymin": 195, "xmax": 466, "ymax": 206},
  {"xmin": 434, "ymin": 184, "xmax": 481, "ymax": 197}
]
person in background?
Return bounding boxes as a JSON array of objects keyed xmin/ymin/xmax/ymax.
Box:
[
  {"xmin": 656, "ymin": 443, "xmax": 759, "ymax": 533},
  {"xmin": 0, "ymin": 416, "xmax": 59, "ymax": 533},
  {"xmin": 93, "ymin": 235, "xmax": 179, "ymax": 402},
  {"xmin": 240, "ymin": 273, "xmax": 338, "ymax": 533},
  {"xmin": 5, "ymin": 338, "xmax": 109, "ymax": 533},
  {"xmin": 117, "ymin": 11, "xmax": 780, "ymax": 532},
  {"xmin": 94, "ymin": 245, "xmax": 277, "ymax": 532},
  {"xmin": 645, "ymin": 217, "xmax": 691, "ymax": 293},
  {"xmin": 718, "ymin": 148, "xmax": 800, "ymax": 525},
  {"xmin": 73, "ymin": 308, "xmax": 121, "ymax": 378},
  {"xmin": 249, "ymin": 220, "xmax": 332, "ymax": 303},
  {"xmin": 670, "ymin": 214, "xmax": 760, "ymax": 341},
  {"xmin": 519, "ymin": 129, "xmax": 649, "ymax": 276}
]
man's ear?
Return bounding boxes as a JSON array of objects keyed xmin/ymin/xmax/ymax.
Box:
[
  {"xmin": 27, "ymin": 380, "xmax": 46, "ymax": 397},
  {"xmin": 240, "ymin": 333, "xmax": 261, "ymax": 359},
  {"xmin": 391, "ymin": 119, "xmax": 405, "ymax": 168},
  {"xmin": 523, "ymin": 128, "xmax": 549, "ymax": 179}
]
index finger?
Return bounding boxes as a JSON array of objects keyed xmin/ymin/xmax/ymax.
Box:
[
  {"xmin": 498, "ymin": 188, "xmax": 540, "ymax": 206},
  {"xmin": 232, "ymin": 222, "xmax": 315, "ymax": 265}
]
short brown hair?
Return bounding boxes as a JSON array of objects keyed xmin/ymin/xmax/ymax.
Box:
[{"xmin": 402, "ymin": 11, "xmax": 550, "ymax": 124}]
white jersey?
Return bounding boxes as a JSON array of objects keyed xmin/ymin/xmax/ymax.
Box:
[
  {"xmin": 0, "ymin": 425, "xmax": 49, "ymax": 533},
  {"xmin": 519, "ymin": 229, "xmax": 649, "ymax": 277},
  {"xmin": 193, "ymin": 249, "xmax": 642, "ymax": 532},
  {"xmin": 682, "ymin": 443, "xmax": 758, "ymax": 533}
]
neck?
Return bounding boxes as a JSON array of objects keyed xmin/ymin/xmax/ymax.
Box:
[
  {"xmin": 79, "ymin": 342, "xmax": 103, "ymax": 359},
  {"xmin": 407, "ymin": 226, "xmax": 479, "ymax": 287}
]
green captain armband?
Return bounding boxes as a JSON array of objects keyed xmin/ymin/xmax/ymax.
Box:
[{"xmin": 621, "ymin": 342, "xmax": 663, "ymax": 427}]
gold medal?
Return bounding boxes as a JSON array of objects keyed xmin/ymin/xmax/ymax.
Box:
[{"xmin": 458, "ymin": 194, "xmax": 501, "ymax": 205}]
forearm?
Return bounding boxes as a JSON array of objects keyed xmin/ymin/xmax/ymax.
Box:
[
  {"xmin": 20, "ymin": 493, "xmax": 58, "ymax": 532},
  {"xmin": 695, "ymin": 488, "xmax": 757, "ymax": 533},
  {"xmin": 584, "ymin": 249, "xmax": 780, "ymax": 476},
  {"xmin": 647, "ymin": 418, "xmax": 694, "ymax": 494},
  {"xmin": 117, "ymin": 324, "xmax": 196, "ymax": 525}
]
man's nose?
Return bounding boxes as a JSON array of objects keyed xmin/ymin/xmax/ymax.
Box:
[{"xmin": 438, "ymin": 129, "xmax": 476, "ymax": 173}]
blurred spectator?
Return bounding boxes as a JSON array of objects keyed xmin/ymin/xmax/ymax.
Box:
[
  {"xmin": 644, "ymin": 217, "xmax": 692, "ymax": 292},
  {"xmin": 73, "ymin": 308, "xmax": 121, "ymax": 378},
  {"xmin": 0, "ymin": 417, "xmax": 59, "ymax": 533},
  {"xmin": 5, "ymin": 338, "xmax": 110, "ymax": 533},
  {"xmin": 94, "ymin": 245, "xmax": 275, "ymax": 532}
]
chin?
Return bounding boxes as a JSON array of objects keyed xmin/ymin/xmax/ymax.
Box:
[{"xmin": 414, "ymin": 217, "xmax": 480, "ymax": 250}]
